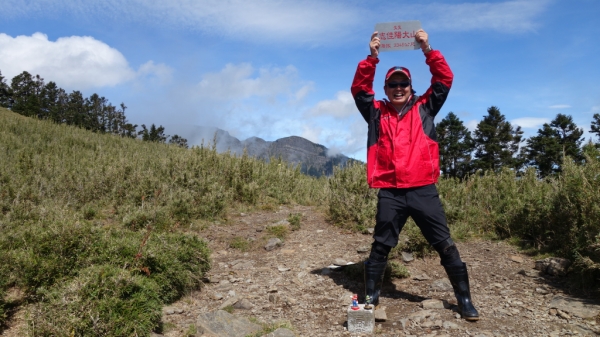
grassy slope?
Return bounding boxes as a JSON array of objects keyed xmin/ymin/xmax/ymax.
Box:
[{"xmin": 0, "ymin": 108, "xmax": 326, "ymax": 335}]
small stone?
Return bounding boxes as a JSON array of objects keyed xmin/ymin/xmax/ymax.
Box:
[
  {"xmin": 557, "ymin": 309, "xmax": 571, "ymax": 320},
  {"xmin": 374, "ymin": 306, "xmax": 387, "ymax": 321},
  {"xmin": 536, "ymin": 287, "xmax": 550, "ymax": 295},
  {"xmin": 218, "ymin": 296, "xmax": 239, "ymax": 310},
  {"xmin": 264, "ymin": 238, "xmax": 283, "ymax": 251},
  {"xmin": 211, "ymin": 292, "xmax": 224, "ymax": 300},
  {"xmin": 518, "ymin": 269, "xmax": 542, "ymax": 278},
  {"xmin": 421, "ymin": 299, "xmax": 450, "ymax": 309},
  {"xmin": 357, "ymin": 246, "xmax": 370, "ymax": 253},
  {"xmin": 316, "ymin": 229, "xmax": 324, "ymax": 233},
  {"xmin": 510, "ymin": 255, "xmax": 524, "ymax": 263},
  {"xmin": 233, "ymin": 298, "xmax": 254, "ymax": 310},
  {"xmin": 443, "ymin": 321, "xmax": 459, "ymax": 329},
  {"xmin": 268, "ymin": 293, "xmax": 280, "ymax": 304},
  {"xmin": 430, "ymin": 278, "xmax": 453, "ymax": 292},
  {"xmin": 278, "ymin": 266, "xmax": 290, "ymax": 272},
  {"xmin": 367, "ymin": 228, "xmax": 375, "ymax": 234},
  {"xmin": 455, "ymin": 313, "xmax": 461, "ymax": 319},
  {"xmin": 334, "ymin": 258, "xmax": 348, "ymax": 266},
  {"xmin": 413, "ymin": 273, "xmax": 431, "ymax": 281},
  {"xmin": 401, "ymin": 252, "xmax": 414, "ymax": 262}
]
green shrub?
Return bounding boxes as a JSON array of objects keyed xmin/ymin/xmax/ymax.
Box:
[
  {"xmin": 229, "ymin": 236, "xmax": 250, "ymax": 251},
  {"xmin": 28, "ymin": 265, "xmax": 162, "ymax": 337},
  {"xmin": 388, "ymin": 260, "xmax": 410, "ymax": 279},
  {"xmin": 288, "ymin": 213, "xmax": 302, "ymax": 231},
  {"xmin": 327, "ymin": 162, "xmax": 377, "ymax": 232},
  {"xmin": 266, "ymin": 225, "xmax": 289, "ymax": 240}
]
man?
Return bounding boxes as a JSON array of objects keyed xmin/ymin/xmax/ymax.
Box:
[{"xmin": 350, "ymin": 29, "xmax": 479, "ymax": 321}]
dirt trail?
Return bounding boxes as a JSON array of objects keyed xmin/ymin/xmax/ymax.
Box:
[
  {"xmin": 161, "ymin": 205, "xmax": 600, "ymax": 336},
  {"xmin": 2, "ymin": 205, "xmax": 599, "ymax": 336}
]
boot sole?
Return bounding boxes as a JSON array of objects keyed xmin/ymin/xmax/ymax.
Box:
[{"xmin": 464, "ymin": 316, "xmax": 479, "ymax": 321}]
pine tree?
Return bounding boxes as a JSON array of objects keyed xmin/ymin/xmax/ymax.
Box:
[
  {"xmin": 591, "ymin": 113, "xmax": 600, "ymax": 147},
  {"xmin": 138, "ymin": 124, "xmax": 168, "ymax": 143},
  {"xmin": 0, "ymin": 70, "xmax": 11, "ymax": 108},
  {"xmin": 525, "ymin": 114, "xmax": 583, "ymax": 177},
  {"xmin": 435, "ymin": 112, "xmax": 473, "ymax": 179},
  {"xmin": 472, "ymin": 106, "xmax": 523, "ymax": 173},
  {"xmin": 169, "ymin": 135, "xmax": 189, "ymax": 148}
]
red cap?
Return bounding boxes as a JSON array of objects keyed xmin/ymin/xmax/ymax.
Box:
[{"xmin": 385, "ymin": 66, "xmax": 411, "ymax": 82}]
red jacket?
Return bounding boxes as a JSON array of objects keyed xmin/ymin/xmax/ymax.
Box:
[{"xmin": 351, "ymin": 51, "xmax": 453, "ymax": 188}]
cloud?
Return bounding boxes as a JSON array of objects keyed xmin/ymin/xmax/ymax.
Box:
[
  {"xmin": 0, "ymin": 32, "xmax": 170, "ymax": 90},
  {"xmin": 0, "ymin": 0, "xmax": 363, "ymax": 45},
  {"xmin": 421, "ymin": 0, "xmax": 550, "ymax": 33},
  {"xmin": 195, "ymin": 63, "xmax": 313, "ymax": 103},
  {"xmin": 549, "ymin": 104, "xmax": 571, "ymax": 109},
  {"xmin": 306, "ymin": 91, "xmax": 356, "ymax": 118},
  {"xmin": 0, "ymin": 0, "xmax": 548, "ymax": 47},
  {"xmin": 511, "ymin": 117, "xmax": 550, "ymax": 129},
  {"xmin": 465, "ymin": 119, "xmax": 479, "ymax": 131}
]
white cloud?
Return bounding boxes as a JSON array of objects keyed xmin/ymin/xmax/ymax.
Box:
[
  {"xmin": 465, "ymin": 119, "xmax": 479, "ymax": 131},
  {"xmin": 0, "ymin": 0, "xmax": 362, "ymax": 45},
  {"xmin": 0, "ymin": 0, "xmax": 548, "ymax": 47},
  {"xmin": 0, "ymin": 32, "xmax": 170, "ymax": 90},
  {"xmin": 549, "ymin": 104, "xmax": 571, "ymax": 109},
  {"xmin": 306, "ymin": 91, "xmax": 356, "ymax": 118},
  {"xmin": 511, "ymin": 117, "xmax": 550, "ymax": 129},
  {"xmin": 421, "ymin": 0, "xmax": 549, "ymax": 33},
  {"xmin": 196, "ymin": 63, "xmax": 313, "ymax": 103}
]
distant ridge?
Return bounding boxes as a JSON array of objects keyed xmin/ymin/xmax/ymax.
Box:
[{"xmin": 191, "ymin": 126, "xmax": 359, "ymax": 177}]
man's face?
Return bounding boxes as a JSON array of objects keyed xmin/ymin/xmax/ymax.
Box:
[{"xmin": 384, "ymin": 73, "xmax": 411, "ymax": 108}]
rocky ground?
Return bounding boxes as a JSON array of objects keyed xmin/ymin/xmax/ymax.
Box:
[
  {"xmin": 159, "ymin": 205, "xmax": 600, "ymax": 337},
  {"xmin": 3, "ymin": 205, "xmax": 600, "ymax": 336}
]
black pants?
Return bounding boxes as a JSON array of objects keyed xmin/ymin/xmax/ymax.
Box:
[{"xmin": 371, "ymin": 184, "xmax": 462, "ymax": 266}]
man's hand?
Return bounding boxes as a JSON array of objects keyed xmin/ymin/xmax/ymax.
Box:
[
  {"xmin": 370, "ymin": 31, "xmax": 380, "ymax": 58},
  {"xmin": 415, "ymin": 29, "xmax": 430, "ymax": 52}
]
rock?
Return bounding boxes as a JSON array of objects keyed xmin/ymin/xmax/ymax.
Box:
[
  {"xmin": 357, "ymin": 245, "xmax": 370, "ymax": 253},
  {"xmin": 264, "ymin": 238, "xmax": 283, "ymax": 251},
  {"xmin": 374, "ymin": 306, "xmax": 387, "ymax": 321},
  {"xmin": 413, "ymin": 273, "xmax": 431, "ymax": 281},
  {"xmin": 557, "ymin": 309, "xmax": 571, "ymax": 320},
  {"xmin": 233, "ymin": 298, "xmax": 254, "ymax": 310},
  {"xmin": 367, "ymin": 228, "xmax": 375, "ymax": 234},
  {"xmin": 272, "ymin": 219, "xmax": 290, "ymax": 227},
  {"xmin": 430, "ymin": 278, "xmax": 453, "ymax": 292},
  {"xmin": 268, "ymin": 293, "xmax": 280, "ymax": 304},
  {"xmin": 518, "ymin": 269, "xmax": 542, "ymax": 278},
  {"xmin": 196, "ymin": 310, "xmax": 261, "ymax": 337},
  {"xmin": 262, "ymin": 328, "xmax": 296, "ymax": 337},
  {"xmin": 407, "ymin": 309, "xmax": 433, "ymax": 322},
  {"xmin": 401, "ymin": 252, "xmax": 414, "ymax": 262},
  {"xmin": 211, "ymin": 292, "xmax": 224, "ymax": 300},
  {"xmin": 218, "ymin": 297, "xmax": 239, "ymax": 310},
  {"xmin": 421, "ymin": 299, "xmax": 450, "ymax": 309},
  {"xmin": 534, "ymin": 257, "xmax": 572, "ymax": 276},
  {"xmin": 549, "ymin": 308, "xmax": 558, "ymax": 316},
  {"xmin": 535, "ymin": 287, "xmax": 550, "ymax": 295},
  {"xmin": 549, "ymin": 295, "xmax": 600, "ymax": 319},
  {"xmin": 277, "ymin": 266, "xmax": 290, "ymax": 272},
  {"xmin": 443, "ymin": 321, "xmax": 459, "ymax": 329},
  {"xmin": 334, "ymin": 258, "xmax": 347, "ymax": 266},
  {"xmin": 510, "ymin": 255, "xmax": 524, "ymax": 263}
]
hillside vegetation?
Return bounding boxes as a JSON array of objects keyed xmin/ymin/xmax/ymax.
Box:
[
  {"xmin": 0, "ymin": 108, "xmax": 327, "ymax": 335},
  {"xmin": 1, "ymin": 107, "xmax": 600, "ymax": 336}
]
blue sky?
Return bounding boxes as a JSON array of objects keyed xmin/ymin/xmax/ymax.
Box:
[{"xmin": 1, "ymin": 0, "xmax": 599, "ymax": 161}]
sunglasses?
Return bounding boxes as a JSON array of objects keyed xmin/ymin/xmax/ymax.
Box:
[{"xmin": 387, "ymin": 81, "xmax": 411, "ymax": 89}]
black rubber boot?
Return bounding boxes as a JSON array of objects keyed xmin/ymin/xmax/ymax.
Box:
[
  {"xmin": 364, "ymin": 260, "xmax": 386, "ymax": 308},
  {"xmin": 444, "ymin": 263, "xmax": 479, "ymax": 321}
]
